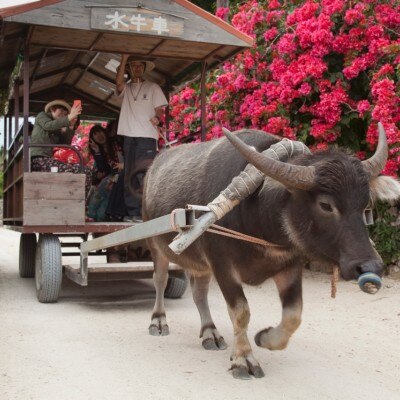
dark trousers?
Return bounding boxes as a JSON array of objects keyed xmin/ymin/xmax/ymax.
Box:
[
  {"xmin": 123, "ymin": 137, "xmax": 157, "ymax": 217},
  {"xmin": 106, "ymin": 171, "xmax": 127, "ymax": 220}
]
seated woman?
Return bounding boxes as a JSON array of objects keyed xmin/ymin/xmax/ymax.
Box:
[
  {"xmin": 86, "ymin": 125, "xmax": 124, "ymax": 222},
  {"xmin": 30, "ymin": 99, "xmax": 92, "ymax": 196}
]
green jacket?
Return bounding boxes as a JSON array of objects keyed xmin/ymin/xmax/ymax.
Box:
[{"xmin": 30, "ymin": 112, "xmax": 75, "ymax": 158}]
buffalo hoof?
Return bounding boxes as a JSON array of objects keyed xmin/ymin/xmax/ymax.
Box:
[
  {"xmin": 149, "ymin": 323, "xmax": 169, "ymax": 336},
  {"xmin": 202, "ymin": 336, "xmax": 227, "ymax": 350},
  {"xmin": 254, "ymin": 328, "xmax": 269, "ymax": 346},
  {"xmin": 255, "ymin": 327, "xmax": 288, "ymax": 351},
  {"xmin": 230, "ymin": 356, "xmax": 265, "ymax": 379},
  {"xmin": 231, "ymin": 365, "xmax": 251, "ymax": 380},
  {"xmin": 202, "ymin": 337, "xmax": 218, "ymax": 350},
  {"xmin": 231, "ymin": 364, "xmax": 265, "ymax": 379},
  {"xmin": 248, "ymin": 364, "xmax": 265, "ymax": 378},
  {"xmin": 217, "ymin": 336, "xmax": 228, "ymax": 350}
]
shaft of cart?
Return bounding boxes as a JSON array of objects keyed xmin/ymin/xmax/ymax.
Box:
[{"xmin": 68, "ymin": 208, "xmax": 198, "ymax": 286}]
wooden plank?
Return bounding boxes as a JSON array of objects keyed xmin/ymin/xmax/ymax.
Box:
[
  {"xmin": 75, "ymin": 71, "xmax": 114, "ymax": 99},
  {"xmin": 23, "ymin": 199, "xmax": 85, "ymax": 225},
  {"xmin": 153, "ymin": 39, "xmax": 214, "ymax": 58},
  {"xmin": 30, "ymin": 25, "xmax": 98, "ymax": 49},
  {"xmin": 7, "ymin": 222, "xmax": 135, "ymax": 234},
  {"xmin": 93, "ymin": 32, "xmax": 160, "ymax": 54},
  {"xmin": 72, "ymin": 52, "xmax": 99, "ymax": 86},
  {"xmin": 23, "ymin": 172, "xmax": 85, "ymax": 200},
  {"xmin": 22, "ymin": 171, "xmax": 86, "ymax": 227},
  {"xmin": 91, "ymin": 7, "xmax": 184, "ymax": 38},
  {"xmin": 32, "ymin": 50, "xmax": 77, "ymax": 77},
  {"xmin": 67, "ymin": 85, "xmax": 120, "ymax": 113},
  {"xmin": 0, "ymin": 0, "xmax": 64, "ymax": 19},
  {"xmin": 5, "ymin": 0, "xmax": 251, "ymax": 47},
  {"xmin": 29, "ymin": 48, "xmax": 48, "ymax": 90},
  {"xmin": 64, "ymin": 262, "xmax": 181, "ymax": 273},
  {"xmin": 31, "ymin": 72, "xmax": 66, "ymax": 93}
]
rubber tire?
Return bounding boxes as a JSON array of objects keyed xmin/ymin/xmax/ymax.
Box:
[
  {"xmin": 19, "ymin": 233, "xmax": 37, "ymax": 278},
  {"xmin": 35, "ymin": 234, "xmax": 62, "ymax": 303},
  {"xmin": 164, "ymin": 272, "xmax": 188, "ymax": 299}
]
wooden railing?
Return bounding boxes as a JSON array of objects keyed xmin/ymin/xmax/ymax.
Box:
[{"xmin": 3, "ymin": 123, "xmax": 85, "ymax": 225}]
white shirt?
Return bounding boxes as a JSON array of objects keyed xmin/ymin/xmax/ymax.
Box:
[{"xmin": 117, "ymin": 80, "xmax": 168, "ymax": 139}]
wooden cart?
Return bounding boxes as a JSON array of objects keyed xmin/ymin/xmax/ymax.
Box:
[{"xmin": 0, "ymin": 0, "xmax": 252, "ymax": 302}]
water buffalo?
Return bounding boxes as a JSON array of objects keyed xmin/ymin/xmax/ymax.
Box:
[{"xmin": 143, "ymin": 125, "xmax": 400, "ymax": 379}]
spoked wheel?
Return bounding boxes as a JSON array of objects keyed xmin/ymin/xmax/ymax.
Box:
[
  {"xmin": 35, "ymin": 234, "xmax": 62, "ymax": 303},
  {"xmin": 19, "ymin": 233, "xmax": 37, "ymax": 278},
  {"xmin": 164, "ymin": 271, "xmax": 188, "ymax": 299}
]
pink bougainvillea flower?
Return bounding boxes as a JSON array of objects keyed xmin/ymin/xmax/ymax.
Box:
[{"xmin": 167, "ymin": 0, "xmax": 400, "ymax": 175}]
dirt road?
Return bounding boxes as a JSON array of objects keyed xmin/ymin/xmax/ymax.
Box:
[{"xmin": 1, "ymin": 227, "xmax": 399, "ymax": 400}]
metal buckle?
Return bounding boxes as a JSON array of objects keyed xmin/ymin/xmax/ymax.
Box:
[{"xmin": 363, "ymin": 209, "xmax": 374, "ymax": 225}]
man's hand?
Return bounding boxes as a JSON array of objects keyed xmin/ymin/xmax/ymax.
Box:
[
  {"xmin": 119, "ymin": 54, "xmax": 129, "ymax": 71},
  {"xmin": 150, "ymin": 116, "xmax": 160, "ymax": 128}
]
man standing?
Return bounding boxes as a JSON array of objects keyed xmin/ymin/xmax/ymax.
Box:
[{"xmin": 116, "ymin": 54, "xmax": 168, "ymax": 222}]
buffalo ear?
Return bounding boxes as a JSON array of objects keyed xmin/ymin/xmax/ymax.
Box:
[{"xmin": 369, "ymin": 175, "xmax": 400, "ymax": 204}]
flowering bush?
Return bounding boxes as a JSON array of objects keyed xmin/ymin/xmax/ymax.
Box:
[{"xmin": 169, "ymin": 0, "xmax": 400, "ymax": 176}]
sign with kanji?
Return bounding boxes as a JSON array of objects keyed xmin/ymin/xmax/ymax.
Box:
[{"xmin": 90, "ymin": 7, "xmax": 184, "ymax": 38}]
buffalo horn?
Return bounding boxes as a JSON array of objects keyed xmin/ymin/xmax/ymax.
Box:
[
  {"xmin": 361, "ymin": 122, "xmax": 388, "ymax": 177},
  {"xmin": 222, "ymin": 128, "xmax": 315, "ymax": 190}
]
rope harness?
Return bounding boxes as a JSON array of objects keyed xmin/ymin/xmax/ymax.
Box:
[
  {"xmin": 207, "ymin": 224, "xmax": 283, "ymax": 247},
  {"xmin": 207, "ymin": 138, "xmax": 311, "ymax": 218},
  {"xmin": 331, "ymin": 266, "xmax": 339, "ymax": 298}
]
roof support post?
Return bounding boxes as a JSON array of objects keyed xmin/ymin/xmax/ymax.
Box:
[
  {"xmin": 23, "ymin": 42, "xmax": 30, "ymax": 173},
  {"xmin": 200, "ymin": 61, "xmax": 207, "ymax": 142},
  {"xmin": 165, "ymin": 78, "xmax": 171, "ymax": 141},
  {"xmin": 14, "ymin": 80, "xmax": 20, "ymax": 139},
  {"xmin": 3, "ymin": 114, "xmax": 8, "ymax": 151},
  {"xmin": 8, "ymin": 113, "xmax": 12, "ymax": 146}
]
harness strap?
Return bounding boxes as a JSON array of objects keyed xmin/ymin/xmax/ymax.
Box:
[{"xmin": 207, "ymin": 224, "xmax": 284, "ymax": 248}]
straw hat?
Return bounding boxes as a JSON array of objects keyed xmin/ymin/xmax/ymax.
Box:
[
  {"xmin": 125, "ymin": 56, "xmax": 155, "ymax": 74},
  {"xmin": 45, "ymin": 99, "xmax": 71, "ymax": 113}
]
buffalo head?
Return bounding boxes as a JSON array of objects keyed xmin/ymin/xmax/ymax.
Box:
[{"xmin": 223, "ymin": 124, "xmax": 400, "ymax": 281}]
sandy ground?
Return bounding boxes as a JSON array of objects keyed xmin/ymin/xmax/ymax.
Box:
[{"xmin": 0, "ymin": 227, "xmax": 399, "ymax": 400}]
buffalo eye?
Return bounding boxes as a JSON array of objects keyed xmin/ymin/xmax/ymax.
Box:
[{"xmin": 319, "ymin": 201, "xmax": 333, "ymax": 213}]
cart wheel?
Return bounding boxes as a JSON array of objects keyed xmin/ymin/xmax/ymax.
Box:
[
  {"xmin": 35, "ymin": 234, "xmax": 62, "ymax": 303},
  {"xmin": 164, "ymin": 272, "xmax": 188, "ymax": 299},
  {"xmin": 19, "ymin": 233, "xmax": 37, "ymax": 278}
]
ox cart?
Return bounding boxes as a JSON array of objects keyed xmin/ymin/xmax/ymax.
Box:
[{"xmin": 0, "ymin": 0, "xmax": 252, "ymax": 302}]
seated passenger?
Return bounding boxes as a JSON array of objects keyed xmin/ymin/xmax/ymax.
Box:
[
  {"xmin": 104, "ymin": 121, "xmax": 128, "ymax": 222},
  {"xmin": 86, "ymin": 125, "xmax": 124, "ymax": 221},
  {"xmin": 30, "ymin": 99, "xmax": 92, "ymax": 196}
]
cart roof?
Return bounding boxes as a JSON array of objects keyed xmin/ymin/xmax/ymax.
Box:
[{"xmin": 0, "ymin": 0, "xmax": 252, "ymax": 119}]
